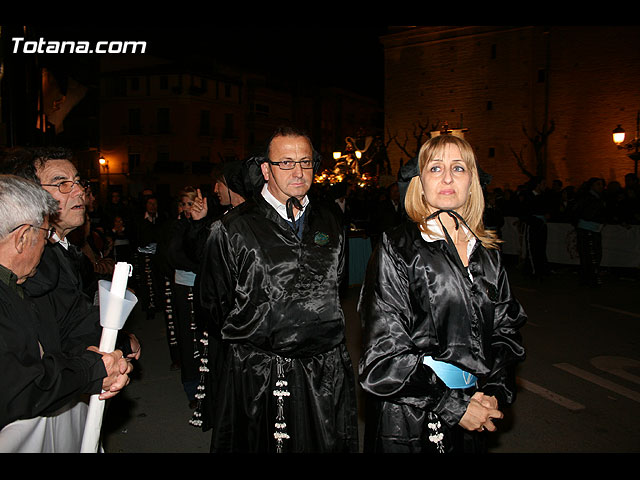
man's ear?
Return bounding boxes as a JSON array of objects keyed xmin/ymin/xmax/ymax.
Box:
[
  {"xmin": 260, "ymin": 162, "xmax": 270, "ymax": 181},
  {"xmin": 13, "ymin": 225, "xmax": 30, "ymax": 254}
]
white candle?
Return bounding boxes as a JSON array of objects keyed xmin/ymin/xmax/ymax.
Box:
[{"xmin": 81, "ymin": 262, "xmax": 136, "ymax": 453}]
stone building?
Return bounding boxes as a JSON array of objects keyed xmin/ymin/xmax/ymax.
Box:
[{"xmin": 381, "ymin": 26, "xmax": 640, "ymax": 189}]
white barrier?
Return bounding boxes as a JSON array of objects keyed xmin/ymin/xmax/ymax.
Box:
[{"xmin": 501, "ymin": 217, "xmax": 640, "ymax": 268}]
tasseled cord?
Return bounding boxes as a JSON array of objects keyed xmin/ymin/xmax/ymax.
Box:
[
  {"xmin": 424, "ymin": 209, "xmax": 480, "ymax": 274},
  {"xmin": 286, "ymin": 196, "xmax": 304, "ymax": 239},
  {"xmin": 286, "ymin": 196, "xmax": 303, "ymax": 224}
]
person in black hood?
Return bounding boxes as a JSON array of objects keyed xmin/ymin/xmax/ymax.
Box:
[
  {"xmin": 185, "ymin": 160, "xmax": 249, "ymax": 262},
  {"xmin": 212, "ymin": 161, "xmax": 249, "ymax": 214},
  {"xmin": 182, "ymin": 160, "xmax": 248, "ymax": 427}
]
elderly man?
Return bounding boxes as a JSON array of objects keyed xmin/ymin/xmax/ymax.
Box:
[
  {"xmin": 199, "ymin": 126, "xmax": 359, "ymax": 453},
  {"xmin": 0, "ymin": 175, "xmax": 131, "ymax": 452},
  {"xmin": 0, "ymin": 147, "xmax": 139, "ymax": 358}
]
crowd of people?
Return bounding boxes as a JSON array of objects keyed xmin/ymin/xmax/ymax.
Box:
[
  {"xmin": 317, "ymin": 171, "xmax": 640, "ymax": 287},
  {"xmin": 3, "ymin": 125, "xmax": 634, "ymax": 454},
  {"xmin": 66, "ymin": 159, "xmax": 640, "ymax": 311},
  {"xmin": 486, "ymin": 174, "xmax": 640, "ymax": 226},
  {"xmin": 66, "ymin": 162, "xmax": 250, "ymax": 413},
  {"xmin": 484, "ymin": 174, "xmax": 640, "ymax": 285}
]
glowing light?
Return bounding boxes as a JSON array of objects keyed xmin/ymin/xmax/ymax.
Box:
[{"xmin": 612, "ymin": 125, "xmax": 625, "ymax": 145}]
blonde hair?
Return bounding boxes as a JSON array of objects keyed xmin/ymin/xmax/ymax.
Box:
[
  {"xmin": 404, "ymin": 135, "xmax": 501, "ymax": 249},
  {"xmin": 179, "ymin": 186, "xmax": 197, "ymax": 202}
]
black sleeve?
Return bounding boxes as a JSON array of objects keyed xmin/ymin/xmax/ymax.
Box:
[{"xmin": 0, "ymin": 301, "xmax": 107, "ymax": 430}]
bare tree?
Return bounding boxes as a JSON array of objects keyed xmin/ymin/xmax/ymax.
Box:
[
  {"xmin": 387, "ymin": 121, "xmax": 437, "ymax": 160},
  {"xmin": 511, "ymin": 120, "xmax": 555, "ymax": 179},
  {"xmin": 510, "ymin": 145, "xmax": 536, "ymax": 180}
]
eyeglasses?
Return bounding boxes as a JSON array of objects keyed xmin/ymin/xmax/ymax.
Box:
[
  {"xmin": 269, "ymin": 160, "xmax": 314, "ymax": 170},
  {"xmin": 10, "ymin": 224, "xmax": 56, "ymax": 240},
  {"xmin": 41, "ymin": 179, "xmax": 89, "ymax": 194}
]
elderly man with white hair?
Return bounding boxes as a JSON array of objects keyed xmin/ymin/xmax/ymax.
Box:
[{"xmin": 0, "ymin": 174, "xmax": 132, "ymax": 453}]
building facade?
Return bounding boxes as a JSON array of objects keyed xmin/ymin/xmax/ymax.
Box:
[
  {"xmin": 99, "ymin": 61, "xmax": 245, "ymax": 201},
  {"xmin": 98, "ymin": 56, "xmax": 383, "ymax": 201},
  {"xmin": 381, "ymin": 26, "xmax": 640, "ymax": 189}
]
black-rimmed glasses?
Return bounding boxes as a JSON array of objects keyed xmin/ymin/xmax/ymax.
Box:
[
  {"xmin": 41, "ymin": 179, "xmax": 89, "ymax": 194},
  {"xmin": 10, "ymin": 224, "xmax": 56, "ymax": 240},
  {"xmin": 268, "ymin": 160, "xmax": 314, "ymax": 170}
]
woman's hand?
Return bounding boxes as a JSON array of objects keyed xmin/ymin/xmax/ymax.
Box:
[
  {"xmin": 191, "ymin": 188, "xmax": 208, "ymax": 221},
  {"xmin": 459, "ymin": 391, "xmax": 503, "ymax": 432}
]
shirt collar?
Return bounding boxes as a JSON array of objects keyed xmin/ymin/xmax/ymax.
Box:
[
  {"xmin": 261, "ymin": 183, "xmax": 309, "ymax": 222},
  {"xmin": 420, "ymin": 218, "xmax": 476, "ymax": 257},
  {"xmin": 52, "ymin": 232, "xmax": 69, "ymax": 250}
]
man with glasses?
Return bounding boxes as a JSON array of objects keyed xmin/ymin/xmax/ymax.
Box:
[
  {"xmin": 0, "ymin": 175, "xmax": 132, "ymax": 452},
  {"xmin": 1, "ymin": 147, "xmax": 140, "ymax": 433},
  {"xmin": 199, "ymin": 126, "xmax": 358, "ymax": 453},
  {"xmin": 0, "ymin": 147, "xmax": 139, "ymax": 358},
  {"xmin": 1, "ymin": 146, "xmax": 88, "ymax": 247}
]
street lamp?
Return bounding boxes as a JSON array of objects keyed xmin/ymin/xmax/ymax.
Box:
[
  {"xmin": 612, "ymin": 111, "xmax": 640, "ymax": 175},
  {"xmin": 99, "ymin": 154, "xmax": 110, "ymax": 188},
  {"xmin": 612, "ymin": 125, "xmax": 625, "ymax": 145}
]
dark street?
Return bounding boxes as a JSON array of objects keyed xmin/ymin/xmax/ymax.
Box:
[{"xmin": 101, "ymin": 260, "xmax": 640, "ymax": 454}]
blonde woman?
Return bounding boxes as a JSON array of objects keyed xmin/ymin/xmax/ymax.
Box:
[
  {"xmin": 358, "ymin": 135, "xmax": 526, "ymax": 453},
  {"xmin": 165, "ymin": 186, "xmax": 202, "ymax": 407}
]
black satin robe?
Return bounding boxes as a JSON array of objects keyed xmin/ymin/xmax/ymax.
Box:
[
  {"xmin": 199, "ymin": 194, "xmax": 359, "ymax": 453},
  {"xmin": 358, "ymin": 221, "xmax": 526, "ymax": 453}
]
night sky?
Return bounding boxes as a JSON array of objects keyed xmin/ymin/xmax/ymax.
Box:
[
  {"xmin": 145, "ymin": 26, "xmax": 388, "ymax": 100},
  {"xmin": 28, "ymin": 26, "xmax": 388, "ymax": 101}
]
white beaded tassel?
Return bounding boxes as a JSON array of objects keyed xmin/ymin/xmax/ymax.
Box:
[{"xmin": 272, "ymin": 357, "xmax": 291, "ymax": 453}]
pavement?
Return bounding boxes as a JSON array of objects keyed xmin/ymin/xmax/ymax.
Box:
[{"xmin": 100, "ymin": 304, "xmax": 211, "ymax": 453}]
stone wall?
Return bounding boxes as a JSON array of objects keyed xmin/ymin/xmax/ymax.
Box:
[{"xmin": 382, "ymin": 26, "xmax": 640, "ymax": 190}]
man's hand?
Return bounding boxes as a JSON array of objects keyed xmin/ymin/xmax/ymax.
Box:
[{"xmin": 87, "ymin": 347, "xmax": 133, "ymax": 400}]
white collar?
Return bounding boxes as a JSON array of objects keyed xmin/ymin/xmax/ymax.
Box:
[
  {"xmin": 420, "ymin": 217, "xmax": 476, "ymax": 258},
  {"xmin": 261, "ymin": 183, "xmax": 309, "ymax": 222},
  {"xmin": 52, "ymin": 232, "xmax": 69, "ymax": 250}
]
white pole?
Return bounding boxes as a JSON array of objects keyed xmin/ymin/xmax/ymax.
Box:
[{"xmin": 80, "ymin": 262, "xmax": 136, "ymax": 453}]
